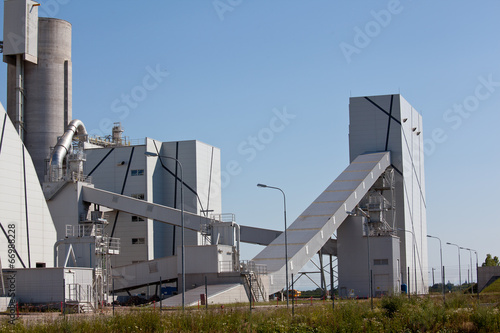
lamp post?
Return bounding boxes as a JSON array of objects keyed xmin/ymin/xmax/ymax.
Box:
[
  {"xmin": 471, "ymin": 249, "xmax": 479, "ymax": 300},
  {"xmin": 399, "ymin": 228, "xmax": 417, "ymax": 294},
  {"xmin": 460, "ymin": 247, "xmax": 473, "ymax": 287},
  {"xmin": 347, "ymin": 207, "xmax": 373, "ymax": 309},
  {"xmin": 446, "ymin": 242, "xmax": 461, "ymax": 292},
  {"xmin": 257, "ymin": 184, "xmax": 289, "ymax": 309},
  {"xmin": 427, "ymin": 235, "xmax": 445, "ymax": 303},
  {"xmin": 145, "ymin": 152, "xmax": 185, "ymax": 311}
]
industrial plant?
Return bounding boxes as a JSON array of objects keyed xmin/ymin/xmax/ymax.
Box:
[{"xmin": 0, "ymin": 0, "xmax": 428, "ymax": 312}]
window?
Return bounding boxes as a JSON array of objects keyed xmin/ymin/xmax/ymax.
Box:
[
  {"xmin": 132, "ymin": 238, "xmax": 145, "ymax": 245},
  {"xmin": 131, "ymin": 215, "xmax": 145, "ymax": 222},
  {"xmin": 131, "ymin": 169, "xmax": 144, "ymax": 176},
  {"xmin": 36, "ymin": 262, "xmax": 46, "ymax": 268},
  {"xmin": 374, "ymin": 259, "xmax": 389, "ymax": 266},
  {"xmin": 131, "ymin": 193, "xmax": 145, "ymax": 200}
]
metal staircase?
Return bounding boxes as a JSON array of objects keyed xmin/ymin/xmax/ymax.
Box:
[
  {"xmin": 241, "ymin": 261, "xmax": 267, "ymax": 302},
  {"xmin": 66, "ymin": 283, "xmax": 95, "ymax": 313}
]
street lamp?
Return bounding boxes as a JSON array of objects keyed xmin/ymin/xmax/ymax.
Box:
[
  {"xmin": 347, "ymin": 207, "xmax": 373, "ymax": 309},
  {"xmin": 145, "ymin": 151, "xmax": 185, "ymax": 311},
  {"xmin": 446, "ymin": 242, "xmax": 461, "ymax": 291},
  {"xmin": 257, "ymin": 183, "xmax": 289, "ymax": 309},
  {"xmin": 460, "ymin": 247, "xmax": 473, "ymax": 287},
  {"xmin": 471, "ymin": 249, "xmax": 479, "ymax": 300},
  {"xmin": 398, "ymin": 228, "xmax": 417, "ymax": 295},
  {"xmin": 427, "ymin": 235, "xmax": 445, "ymax": 303}
]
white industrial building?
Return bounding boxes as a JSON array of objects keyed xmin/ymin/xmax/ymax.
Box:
[
  {"xmin": 337, "ymin": 95, "xmax": 428, "ymax": 297},
  {"xmin": 0, "ymin": 0, "xmax": 428, "ymax": 312},
  {"xmin": 82, "ymin": 137, "xmax": 222, "ymax": 267}
]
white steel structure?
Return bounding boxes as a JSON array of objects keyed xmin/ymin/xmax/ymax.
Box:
[
  {"xmin": 83, "ymin": 137, "xmax": 222, "ymax": 267},
  {"xmin": 338, "ymin": 94, "xmax": 428, "ymax": 295},
  {"xmin": 0, "ymin": 104, "xmax": 57, "ymax": 269},
  {"xmin": 253, "ymin": 151, "xmax": 391, "ymax": 295}
]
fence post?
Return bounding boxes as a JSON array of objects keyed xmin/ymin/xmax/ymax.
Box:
[
  {"xmin": 159, "ymin": 276, "xmax": 162, "ymax": 312},
  {"xmin": 291, "ymin": 273, "xmax": 294, "ymax": 316},
  {"xmin": 249, "ymin": 276, "xmax": 252, "ymax": 312},
  {"xmin": 62, "ymin": 278, "xmax": 66, "ymax": 317},
  {"xmin": 205, "ymin": 276, "xmax": 208, "ymax": 311}
]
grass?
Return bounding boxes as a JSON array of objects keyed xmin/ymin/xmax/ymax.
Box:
[
  {"xmin": 482, "ymin": 278, "xmax": 500, "ymax": 293},
  {"xmin": 1, "ymin": 293, "xmax": 499, "ymax": 332}
]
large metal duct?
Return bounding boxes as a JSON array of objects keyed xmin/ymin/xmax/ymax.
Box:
[
  {"xmin": 7, "ymin": 17, "xmax": 72, "ymax": 182},
  {"xmin": 49, "ymin": 119, "xmax": 87, "ymax": 181}
]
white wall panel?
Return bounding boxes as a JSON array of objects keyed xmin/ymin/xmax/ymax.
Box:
[
  {"xmin": 0, "ymin": 106, "xmax": 57, "ymax": 268},
  {"xmin": 344, "ymin": 94, "xmax": 428, "ymax": 294}
]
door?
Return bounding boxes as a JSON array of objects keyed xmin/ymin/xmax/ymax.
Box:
[{"xmin": 373, "ymin": 274, "xmax": 389, "ymax": 297}]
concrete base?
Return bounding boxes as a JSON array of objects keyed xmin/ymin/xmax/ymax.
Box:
[
  {"xmin": 159, "ymin": 283, "xmax": 248, "ymax": 307},
  {"xmin": 182, "ymin": 272, "xmax": 242, "ymax": 292},
  {"xmin": 0, "ymin": 297, "xmax": 12, "ymax": 312}
]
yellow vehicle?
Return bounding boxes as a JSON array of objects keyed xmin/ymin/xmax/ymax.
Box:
[{"xmin": 287, "ymin": 289, "xmax": 301, "ymax": 298}]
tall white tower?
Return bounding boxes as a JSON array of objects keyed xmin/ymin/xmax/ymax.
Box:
[
  {"xmin": 4, "ymin": 0, "xmax": 72, "ymax": 182},
  {"xmin": 338, "ymin": 94, "xmax": 428, "ymax": 295}
]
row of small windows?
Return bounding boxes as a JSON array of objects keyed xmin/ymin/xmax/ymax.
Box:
[
  {"xmin": 131, "ymin": 169, "xmax": 144, "ymax": 176},
  {"xmin": 373, "ymin": 259, "xmax": 389, "ymax": 266},
  {"xmin": 132, "ymin": 238, "xmax": 145, "ymax": 245}
]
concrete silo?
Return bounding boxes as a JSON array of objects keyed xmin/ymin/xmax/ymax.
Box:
[{"xmin": 5, "ymin": 4, "xmax": 72, "ymax": 182}]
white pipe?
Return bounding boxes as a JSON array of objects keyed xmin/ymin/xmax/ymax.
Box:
[
  {"xmin": 233, "ymin": 222, "xmax": 241, "ymax": 263},
  {"xmin": 49, "ymin": 119, "xmax": 87, "ymax": 181}
]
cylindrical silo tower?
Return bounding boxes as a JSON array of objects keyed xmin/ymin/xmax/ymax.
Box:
[{"xmin": 7, "ymin": 17, "xmax": 72, "ymax": 182}]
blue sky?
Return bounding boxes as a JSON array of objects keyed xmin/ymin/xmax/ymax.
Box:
[{"xmin": 1, "ymin": 1, "xmax": 499, "ymax": 289}]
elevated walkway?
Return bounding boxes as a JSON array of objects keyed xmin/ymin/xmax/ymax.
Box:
[
  {"xmin": 252, "ymin": 151, "xmax": 391, "ymax": 294},
  {"xmin": 112, "ymin": 256, "xmax": 178, "ymax": 292},
  {"xmin": 81, "ymin": 185, "xmax": 212, "ymax": 231}
]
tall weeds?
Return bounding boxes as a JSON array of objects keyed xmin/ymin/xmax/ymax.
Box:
[{"xmin": 1, "ymin": 294, "xmax": 499, "ymax": 332}]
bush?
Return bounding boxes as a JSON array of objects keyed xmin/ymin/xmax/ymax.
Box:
[
  {"xmin": 471, "ymin": 305, "xmax": 500, "ymax": 332},
  {"xmin": 380, "ymin": 295, "xmax": 405, "ymax": 317}
]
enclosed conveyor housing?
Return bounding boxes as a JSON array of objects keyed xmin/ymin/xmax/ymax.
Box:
[{"xmin": 252, "ymin": 151, "xmax": 391, "ymax": 294}]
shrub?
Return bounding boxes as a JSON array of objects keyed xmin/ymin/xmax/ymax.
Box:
[{"xmin": 380, "ymin": 295, "xmax": 405, "ymax": 317}]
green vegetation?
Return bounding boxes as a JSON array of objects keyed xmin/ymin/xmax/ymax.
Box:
[
  {"xmin": 429, "ymin": 282, "xmax": 477, "ymax": 294},
  {"xmin": 482, "ymin": 253, "xmax": 500, "ymax": 267},
  {"xmin": 482, "ymin": 278, "xmax": 500, "ymax": 293},
  {"xmin": 1, "ymin": 294, "xmax": 500, "ymax": 332}
]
